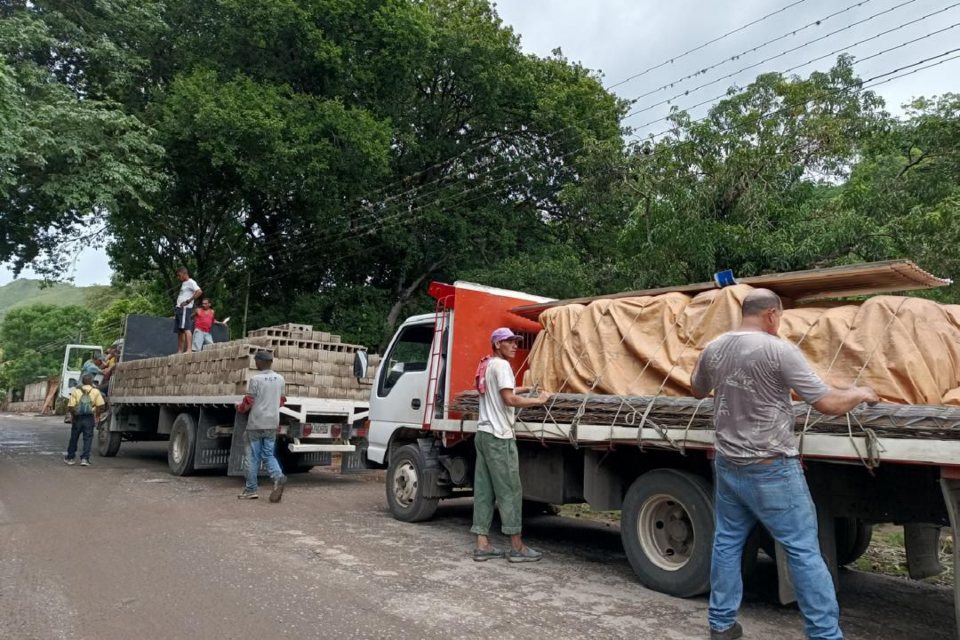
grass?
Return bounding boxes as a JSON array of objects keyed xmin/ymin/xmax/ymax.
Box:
[
  {"xmin": 558, "ymin": 505, "xmax": 955, "ymax": 587},
  {"xmin": 853, "ymin": 524, "xmax": 954, "ymax": 587}
]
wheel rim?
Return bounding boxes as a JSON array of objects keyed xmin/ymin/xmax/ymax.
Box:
[
  {"xmin": 171, "ymin": 427, "xmax": 185, "ymax": 465},
  {"xmin": 392, "ymin": 461, "xmax": 419, "ymax": 507},
  {"xmin": 637, "ymin": 493, "xmax": 695, "ymax": 571}
]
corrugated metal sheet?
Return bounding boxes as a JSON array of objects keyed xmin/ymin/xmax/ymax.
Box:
[{"xmin": 511, "ymin": 260, "xmax": 951, "ymax": 321}]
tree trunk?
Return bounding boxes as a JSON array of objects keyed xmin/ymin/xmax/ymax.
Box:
[{"xmin": 383, "ymin": 263, "xmax": 443, "ymax": 348}]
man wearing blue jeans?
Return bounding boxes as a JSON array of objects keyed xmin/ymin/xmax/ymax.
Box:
[
  {"xmin": 236, "ymin": 351, "xmax": 287, "ymax": 502},
  {"xmin": 692, "ymin": 289, "xmax": 878, "ymax": 640}
]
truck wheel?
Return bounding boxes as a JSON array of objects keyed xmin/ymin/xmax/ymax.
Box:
[
  {"xmin": 97, "ymin": 425, "xmax": 122, "ymax": 457},
  {"xmin": 168, "ymin": 412, "xmax": 197, "ymax": 476},
  {"xmin": 836, "ymin": 517, "xmax": 873, "ymax": 566},
  {"xmin": 386, "ymin": 444, "xmax": 439, "ymax": 523},
  {"xmin": 620, "ymin": 469, "xmax": 714, "ymax": 597}
]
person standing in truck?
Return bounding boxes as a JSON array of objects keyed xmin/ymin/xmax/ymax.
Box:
[
  {"xmin": 691, "ymin": 288, "xmax": 879, "ymax": 640},
  {"xmin": 192, "ymin": 298, "xmax": 216, "ymax": 352},
  {"xmin": 64, "ymin": 373, "xmax": 106, "ymax": 467},
  {"xmin": 235, "ymin": 351, "xmax": 288, "ymax": 502},
  {"xmin": 174, "ymin": 266, "xmax": 202, "ymax": 354},
  {"xmin": 471, "ymin": 327, "xmax": 552, "ymax": 563}
]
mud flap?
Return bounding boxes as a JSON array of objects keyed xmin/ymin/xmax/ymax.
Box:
[
  {"xmin": 939, "ymin": 474, "xmax": 960, "ymax": 640},
  {"xmin": 904, "ymin": 523, "xmax": 945, "ymax": 580},
  {"xmin": 227, "ymin": 412, "xmax": 249, "ymax": 477},
  {"xmin": 775, "ymin": 506, "xmax": 839, "ymax": 605}
]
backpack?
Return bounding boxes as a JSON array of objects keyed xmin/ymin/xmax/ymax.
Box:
[{"xmin": 75, "ymin": 387, "xmax": 94, "ymax": 416}]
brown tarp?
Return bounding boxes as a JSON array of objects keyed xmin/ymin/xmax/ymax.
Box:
[{"xmin": 522, "ymin": 284, "xmax": 960, "ymax": 406}]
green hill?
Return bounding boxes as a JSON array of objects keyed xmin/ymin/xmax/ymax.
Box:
[{"xmin": 0, "ymin": 280, "xmax": 114, "ymax": 321}]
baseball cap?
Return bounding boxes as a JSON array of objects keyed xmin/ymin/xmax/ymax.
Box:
[
  {"xmin": 490, "ymin": 327, "xmax": 522, "ymax": 346},
  {"xmin": 254, "ymin": 350, "xmax": 274, "ymax": 362}
]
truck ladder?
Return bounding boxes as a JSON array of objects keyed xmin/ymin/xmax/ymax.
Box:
[{"xmin": 421, "ymin": 293, "xmax": 452, "ymax": 429}]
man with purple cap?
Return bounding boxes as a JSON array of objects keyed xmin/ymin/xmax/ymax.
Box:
[{"xmin": 471, "ymin": 327, "xmax": 552, "ymax": 563}]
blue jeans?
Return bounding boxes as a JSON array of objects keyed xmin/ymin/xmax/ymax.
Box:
[
  {"xmin": 710, "ymin": 456, "xmax": 842, "ymax": 640},
  {"xmin": 67, "ymin": 414, "xmax": 95, "ymax": 461},
  {"xmin": 244, "ymin": 432, "xmax": 284, "ymax": 493}
]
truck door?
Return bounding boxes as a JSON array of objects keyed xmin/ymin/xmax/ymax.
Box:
[
  {"xmin": 366, "ymin": 320, "xmax": 435, "ymax": 463},
  {"xmin": 60, "ymin": 344, "xmax": 105, "ymax": 399}
]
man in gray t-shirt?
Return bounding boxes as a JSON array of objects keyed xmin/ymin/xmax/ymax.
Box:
[
  {"xmin": 236, "ymin": 351, "xmax": 287, "ymax": 502},
  {"xmin": 692, "ymin": 330, "xmax": 831, "ymax": 462},
  {"xmin": 691, "ymin": 289, "xmax": 877, "ymax": 640}
]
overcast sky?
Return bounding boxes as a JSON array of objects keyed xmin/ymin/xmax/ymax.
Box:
[{"xmin": 4, "ymin": 0, "xmax": 958, "ymax": 287}]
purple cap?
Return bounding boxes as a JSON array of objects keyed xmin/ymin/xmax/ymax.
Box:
[{"xmin": 490, "ymin": 327, "xmax": 521, "ymax": 346}]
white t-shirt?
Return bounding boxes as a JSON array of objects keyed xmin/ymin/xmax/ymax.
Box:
[
  {"xmin": 177, "ymin": 278, "xmax": 200, "ymax": 308},
  {"xmin": 477, "ymin": 358, "xmax": 516, "ymax": 439}
]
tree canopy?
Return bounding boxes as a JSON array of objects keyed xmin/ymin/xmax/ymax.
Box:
[{"xmin": 2, "ymin": 1, "xmax": 958, "ymax": 357}]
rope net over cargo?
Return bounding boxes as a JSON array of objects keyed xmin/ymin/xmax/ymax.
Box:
[{"xmin": 453, "ymin": 281, "xmax": 960, "ymax": 465}]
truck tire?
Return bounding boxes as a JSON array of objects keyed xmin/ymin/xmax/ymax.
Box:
[
  {"xmin": 620, "ymin": 469, "xmax": 714, "ymax": 597},
  {"xmin": 168, "ymin": 412, "xmax": 197, "ymax": 476},
  {"xmin": 385, "ymin": 444, "xmax": 439, "ymax": 523},
  {"xmin": 97, "ymin": 425, "xmax": 122, "ymax": 457},
  {"xmin": 836, "ymin": 517, "xmax": 873, "ymax": 566}
]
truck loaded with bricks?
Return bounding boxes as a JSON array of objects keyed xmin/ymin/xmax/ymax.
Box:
[
  {"xmin": 362, "ymin": 262, "xmax": 960, "ymax": 637},
  {"xmin": 60, "ymin": 315, "xmax": 377, "ymax": 477}
]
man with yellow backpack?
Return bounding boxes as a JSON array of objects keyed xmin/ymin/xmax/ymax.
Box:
[{"xmin": 64, "ymin": 373, "xmax": 106, "ymax": 467}]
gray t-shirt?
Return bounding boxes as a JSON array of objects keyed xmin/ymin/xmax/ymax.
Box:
[
  {"xmin": 246, "ymin": 370, "xmax": 286, "ymax": 433},
  {"xmin": 691, "ymin": 331, "xmax": 830, "ymax": 461}
]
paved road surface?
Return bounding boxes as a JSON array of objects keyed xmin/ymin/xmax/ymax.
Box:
[{"xmin": 0, "ymin": 414, "xmax": 953, "ymax": 639}]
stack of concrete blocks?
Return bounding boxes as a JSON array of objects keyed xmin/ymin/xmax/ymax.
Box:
[
  {"xmin": 111, "ymin": 323, "xmax": 379, "ymax": 400},
  {"xmin": 243, "ymin": 323, "xmax": 379, "ymax": 401},
  {"xmin": 110, "ymin": 343, "xmax": 267, "ymax": 397}
]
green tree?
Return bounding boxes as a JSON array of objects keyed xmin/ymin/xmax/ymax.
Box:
[
  {"xmin": 91, "ymin": 295, "xmax": 167, "ymax": 346},
  {"xmin": 836, "ymin": 93, "xmax": 960, "ymax": 299},
  {"xmin": 616, "ymin": 57, "xmax": 885, "ymax": 289},
  {"xmin": 0, "ymin": 1, "xmax": 164, "ymax": 276},
  {"xmin": 93, "ymin": 0, "xmax": 626, "ymax": 347},
  {"xmin": 0, "ymin": 304, "xmax": 95, "ymax": 391}
]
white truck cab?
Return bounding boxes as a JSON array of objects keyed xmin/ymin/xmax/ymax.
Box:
[
  {"xmin": 60, "ymin": 344, "xmax": 105, "ymax": 398},
  {"xmin": 366, "ymin": 313, "xmax": 436, "ymax": 465}
]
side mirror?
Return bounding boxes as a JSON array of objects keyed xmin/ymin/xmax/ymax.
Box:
[{"xmin": 353, "ymin": 350, "xmax": 369, "ymax": 382}]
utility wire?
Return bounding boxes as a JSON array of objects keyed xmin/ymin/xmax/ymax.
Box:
[
  {"xmin": 629, "ymin": 0, "xmax": 876, "ymax": 103},
  {"xmin": 606, "ymin": 0, "xmax": 814, "ymax": 90},
  {"xmin": 625, "ymin": 0, "xmax": 922, "ymax": 120},
  {"xmin": 628, "ymin": 9, "xmax": 960, "ymax": 134},
  {"xmin": 234, "ymin": 45, "xmax": 960, "ymax": 298}
]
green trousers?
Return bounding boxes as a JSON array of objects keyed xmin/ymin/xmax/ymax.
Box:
[{"xmin": 471, "ymin": 431, "xmax": 523, "ymax": 536}]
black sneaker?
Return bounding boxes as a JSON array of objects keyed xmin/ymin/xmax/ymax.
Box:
[
  {"xmin": 238, "ymin": 491, "xmax": 259, "ymax": 500},
  {"xmin": 269, "ymin": 475, "xmax": 287, "ymax": 503},
  {"xmin": 710, "ymin": 622, "xmax": 743, "ymax": 640}
]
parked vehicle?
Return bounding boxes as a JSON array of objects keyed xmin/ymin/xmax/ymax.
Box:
[
  {"xmin": 365, "ymin": 274, "xmax": 960, "ymax": 632},
  {"xmin": 61, "ymin": 315, "xmax": 369, "ymax": 476}
]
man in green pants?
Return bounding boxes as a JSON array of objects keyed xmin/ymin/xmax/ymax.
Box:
[{"xmin": 471, "ymin": 327, "xmax": 551, "ymax": 563}]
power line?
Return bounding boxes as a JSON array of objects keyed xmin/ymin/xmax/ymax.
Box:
[
  {"xmin": 606, "ymin": 0, "xmax": 814, "ymax": 90},
  {"xmin": 32, "ymin": 46, "xmax": 960, "ymax": 355},
  {"xmin": 234, "ymin": 45, "xmax": 960, "ymax": 298},
  {"xmin": 629, "ymin": 0, "xmax": 876, "ymax": 103},
  {"xmin": 625, "ymin": 0, "xmax": 922, "ymax": 120},
  {"xmin": 628, "ymin": 8, "xmax": 960, "ymax": 134}
]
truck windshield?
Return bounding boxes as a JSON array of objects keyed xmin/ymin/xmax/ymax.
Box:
[{"xmin": 378, "ymin": 323, "xmax": 433, "ymax": 396}]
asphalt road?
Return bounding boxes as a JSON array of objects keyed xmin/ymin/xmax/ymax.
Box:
[{"xmin": 0, "ymin": 414, "xmax": 954, "ymax": 640}]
